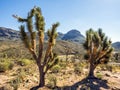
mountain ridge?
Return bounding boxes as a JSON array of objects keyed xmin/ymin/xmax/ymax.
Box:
[
  {"xmin": 0, "ymin": 27, "xmax": 85, "ymax": 43},
  {"xmin": 0, "ymin": 27, "xmax": 120, "ymax": 50}
]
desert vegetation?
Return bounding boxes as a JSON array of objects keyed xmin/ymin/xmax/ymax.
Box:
[
  {"xmin": 0, "ymin": 52, "xmax": 120, "ymax": 90},
  {"xmin": 0, "ymin": 6, "xmax": 120, "ymax": 90}
]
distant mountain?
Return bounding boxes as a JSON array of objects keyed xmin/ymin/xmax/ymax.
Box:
[
  {"xmin": 57, "ymin": 32, "xmax": 64, "ymax": 40},
  {"xmin": 0, "ymin": 27, "xmax": 20, "ymax": 40},
  {"xmin": 112, "ymin": 42, "xmax": 120, "ymax": 50},
  {"xmin": 62, "ymin": 29, "xmax": 85, "ymax": 43},
  {"xmin": 0, "ymin": 27, "xmax": 85, "ymax": 43},
  {"xmin": 1, "ymin": 27, "xmax": 120, "ymax": 51},
  {"xmin": 0, "ymin": 27, "xmax": 64, "ymax": 41}
]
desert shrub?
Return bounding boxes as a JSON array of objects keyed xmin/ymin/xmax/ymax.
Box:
[
  {"xmin": 73, "ymin": 62, "xmax": 85, "ymax": 75},
  {"xmin": 0, "ymin": 63, "xmax": 8, "ymax": 72},
  {"xmin": 10, "ymin": 68, "xmax": 27, "ymax": 90},
  {"xmin": 46, "ymin": 75, "xmax": 57, "ymax": 89},
  {"xmin": 10, "ymin": 78, "xmax": 20, "ymax": 90},
  {"xmin": 0, "ymin": 59, "xmax": 14, "ymax": 72},
  {"xmin": 17, "ymin": 69, "xmax": 26, "ymax": 81},
  {"xmin": 58, "ymin": 61, "xmax": 66, "ymax": 69},
  {"xmin": 17, "ymin": 59, "xmax": 33, "ymax": 66},
  {"xmin": 74, "ymin": 66, "xmax": 82, "ymax": 75},
  {"xmin": 50, "ymin": 65, "xmax": 61, "ymax": 73},
  {"xmin": 74, "ymin": 62, "xmax": 85, "ymax": 67},
  {"xmin": 10, "ymin": 75, "xmax": 24, "ymax": 90},
  {"xmin": 96, "ymin": 72, "xmax": 103, "ymax": 79}
]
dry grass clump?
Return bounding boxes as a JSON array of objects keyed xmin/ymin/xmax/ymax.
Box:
[
  {"xmin": 0, "ymin": 58, "xmax": 14, "ymax": 72},
  {"xmin": 17, "ymin": 59, "xmax": 33, "ymax": 66}
]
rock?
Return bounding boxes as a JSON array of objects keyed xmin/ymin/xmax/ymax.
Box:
[
  {"xmin": 113, "ymin": 76, "xmax": 119, "ymax": 78},
  {"xmin": 105, "ymin": 73, "xmax": 111, "ymax": 77}
]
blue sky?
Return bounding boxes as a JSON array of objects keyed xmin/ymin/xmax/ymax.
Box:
[{"xmin": 0, "ymin": 0, "xmax": 120, "ymax": 42}]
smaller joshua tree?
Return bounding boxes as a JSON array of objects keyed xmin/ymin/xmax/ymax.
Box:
[
  {"xmin": 83, "ymin": 28, "xmax": 113, "ymax": 78},
  {"xmin": 13, "ymin": 7, "xmax": 59, "ymax": 88},
  {"xmin": 63, "ymin": 45, "xmax": 71, "ymax": 62}
]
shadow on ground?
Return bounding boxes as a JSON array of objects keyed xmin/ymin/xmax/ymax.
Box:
[
  {"xmin": 30, "ymin": 85, "xmax": 41, "ymax": 90},
  {"xmin": 56, "ymin": 77, "xmax": 110, "ymax": 90}
]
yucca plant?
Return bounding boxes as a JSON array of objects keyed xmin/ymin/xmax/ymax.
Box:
[
  {"xmin": 13, "ymin": 7, "xmax": 59, "ymax": 88},
  {"xmin": 83, "ymin": 28, "xmax": 113, "ymax": 78}
]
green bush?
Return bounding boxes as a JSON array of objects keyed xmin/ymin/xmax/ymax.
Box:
[
  {"xmin": 58, "ymin": 61, "xmax": 66, "ymax": 69},
  {"xmin": 0, "ymin": 59, "xmax": 14, "ymax": 72},
  {"xmin": 96, "ymin": 72, "xmax": 103, "ymax": 79},
  {"xmin": 51, "ymin": 65, "xmax": 61, "ymax": 73},
  {"xmin": 47, "ymin": 75, "xmax": 57, "ymax": 89},
  {"xmin": 17, "ymin": 59, "xmax": 32, "ymax": 66}
]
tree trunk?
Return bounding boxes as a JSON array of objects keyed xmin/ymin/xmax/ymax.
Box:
[
  {"xmin": 30, "ymin": 66, "xmax": 45, "ymax": 90},
  {"xmin": 88, "ymin": 62, "xmax": 96, "ymax": 78},
  {"xmin": 38, "ymin": 66, "xmax": 45, "ymax": 87},
  {"xmin": 66, "ymin": 54, "xmax": 68, "ymax": 62}
]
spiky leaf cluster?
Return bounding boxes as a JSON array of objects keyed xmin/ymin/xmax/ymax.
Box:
[
  {"xmin": 20, "ymin": 25, "xmax": 31, "ymax": 49},
  {"xmin": 83, "ymin": 28, "xmax": 113, "ymax": 64},
  {"xmin": 47, "ymin": 23, "xmax": 59, "ymax": 45},
  {"xmin": 44, "ymin": 52, "xmax": 59, "ymax": 73}
]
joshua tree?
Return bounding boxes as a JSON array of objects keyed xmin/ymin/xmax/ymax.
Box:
[
  {"xmin": 83, "ymin": 28, "xmax": 113, "ymax": 78},
  {"xmin": 63, "ymin": 45, "xmax": 71, "ymax": 62},
  {"xmin": 13, "ymin": 7, "xmax": 59, "ymax": 87}
]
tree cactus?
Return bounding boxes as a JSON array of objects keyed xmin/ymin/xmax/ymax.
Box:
[
  {"xmin": 83, "ymin": 28, "xmax": 113, "ymax": 78},
  {"xmin": 13, "ymin": 7, "xmax": 59, "ymax": 88}
]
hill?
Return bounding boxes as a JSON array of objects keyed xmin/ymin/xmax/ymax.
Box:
[
  {"xmin": 0, "ymin": 27, "xmax": 85, "ymax": 56},
  {"xmin": 0, "ymin": 27, "xmax": 85, "ymax": 43},
  {"xmin": 1, "ymin": 27, "xmax": 120, "ymax": 50},
  {"xmin": 0, "ymin": 27, "xmax": 20, "ymax": 40},
  {"xmin": 112, "ymin": 42, "xmax": 120, "ymax": 51},
  {"xmin": 0, "ymin": 40, "xmax": 85, "ymax": 59},
  {"xmin": 54, "ymin": 40, "xmax": 84, "ymax": 55},
  {"xmin": 62, "ymin": 29, "xmax": 85, "ymax": 43}
]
